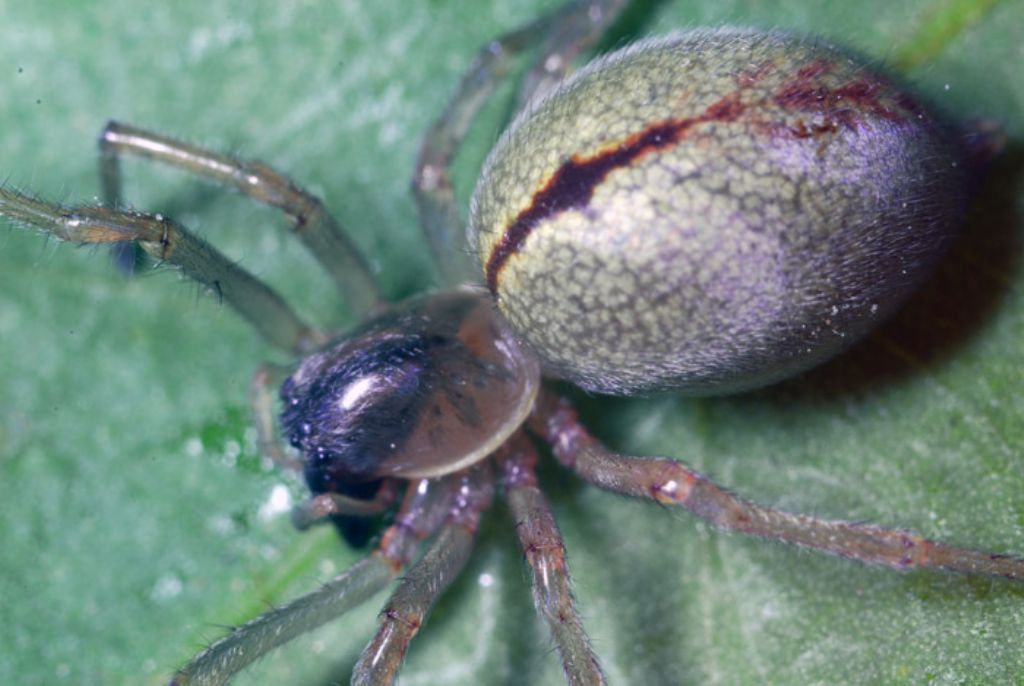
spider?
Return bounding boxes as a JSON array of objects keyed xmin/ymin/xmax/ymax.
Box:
[{"xmin": 2, "ymin": 1, "xmax": 1024, "ymax": 686}]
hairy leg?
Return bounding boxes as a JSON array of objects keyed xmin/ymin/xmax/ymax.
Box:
[
  {"xmin": 0, "ymin": 188, "xmax": 322, "ymax": 354},
  {"xmin": 169, "ymin": 476, "xmax": 459, "ymax": 686},
  {"xmin": 291, "ymin": 481, "xmax": 401, "ymax": 531},
  {"xmin": 413, "ymin": 0, "xmax": 629, "ymax": 285},
  {"xmin": 351, "ymin": 463, "xmax": 495, "ymax": 686},
  {"xmin": 514, "ymin": 0, "xmax": 630, "ymax": 109},
  {"xmin": 99, "ymin": 121, "xmax": 382, "ymax": 316},
  {"xmin": 531, "ymin": 392, "xmax": 1024, "ymax": 579},
  {"xmin": 250, "ymin": 364, "xmax": 303, "ymax": 471},
  {"xmin": 498, "ymin": 432, "xmax": 604, "ymax": 686}
]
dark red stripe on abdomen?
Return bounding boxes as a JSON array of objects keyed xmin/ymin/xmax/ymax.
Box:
[
  {"xmin": 483, "ymin": 65, "xmax": 917, "ymax": 295},
  {"xmin": 484, "ymin": 94, "xmax": 744, "ymax": 294}
]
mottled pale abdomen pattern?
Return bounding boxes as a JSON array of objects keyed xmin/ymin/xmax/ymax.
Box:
[{"xmin": 470, "ymin": 28, "xmax": 965, "ymax": 395}]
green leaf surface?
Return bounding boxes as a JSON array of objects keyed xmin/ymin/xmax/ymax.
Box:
[{"xmin": 1, "ymin": 1, "xmax": 1023, "ymax": 684}]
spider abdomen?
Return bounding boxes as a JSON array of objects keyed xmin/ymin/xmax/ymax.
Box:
[{"xmin": 471, "ymin": 28, "xmax": 966, "ymax": 395}]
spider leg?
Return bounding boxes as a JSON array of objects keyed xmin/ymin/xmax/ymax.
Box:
[
  {"xmin": 412, "ymin": 0, "xmax": 628, "ymax": 286},
  {"xmin": 531, "ymin": 392, "xmax": 1024, "ymax": 580},
  {"xmin": 98, "ymin": 121, "xmax": 382, "ymax": 316},
  {"xmin": 497, "ymin": 432, "xmax": 605, "ymax": 686},
  {"xmin": 351, "ymin": 462, "xmax": 495, "ymax": 686},
  {"xmin": 291, "ymin": 480, "xmax": 402, "ymax": 531},
  {"xmin": 250, "ymin": 364, "xmax": 304, "ymax": 472},
  {"xmin": 0, "ymin": 187, "xmax": 322, "ymax": 354},
  {"xmin": 514, "ymin": 0, "xmax": 630, "ymax": 110},
  {"xmin": 169, "ymin": 475, "xmax": 458, "ymax": 686}
]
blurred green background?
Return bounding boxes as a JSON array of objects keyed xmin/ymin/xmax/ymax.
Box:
[{"xmin": 1, "ymin": 1, "xmax": 1022, "ymax": 684}]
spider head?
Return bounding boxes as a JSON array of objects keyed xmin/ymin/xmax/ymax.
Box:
[
  {"xmin": 279, "ymin": 288, "xmax": 542, "ymax": 495},
  {"xmin": 281, "ymin": 332, "xmax": 441, "ymax": 491}
]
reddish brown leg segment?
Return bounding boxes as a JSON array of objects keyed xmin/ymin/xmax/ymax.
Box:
[
  {"xmin": 498, "ymin": 433, "xmax": 605, "ymax": 686},
  {"xmin": 352, "ymin": 463, "xmax": 496, "ymax": 686},
  {"xmin": 531, "ymin": 393, "xmax": 1024, "ymax": 579},
  {"xmin": 291, "ymin": 481, "xmax": 401, "ymax": 530},
  {"xmin": 169, "ymin": 477, "xmax": 458, "ymax": 686}
]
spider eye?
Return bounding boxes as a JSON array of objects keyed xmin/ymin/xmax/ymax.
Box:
[{"xmin": 280, "ymin": 289, "xmax": 540, "ymax": 490}]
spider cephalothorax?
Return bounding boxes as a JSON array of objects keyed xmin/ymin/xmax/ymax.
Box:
[
  {"xmin": 1, "ymin": 1, "xmax": 1022, "ymax": 685},
  {"xmin": 280, "ymin": 290, "xmax": 538, "ymax": 484}
]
